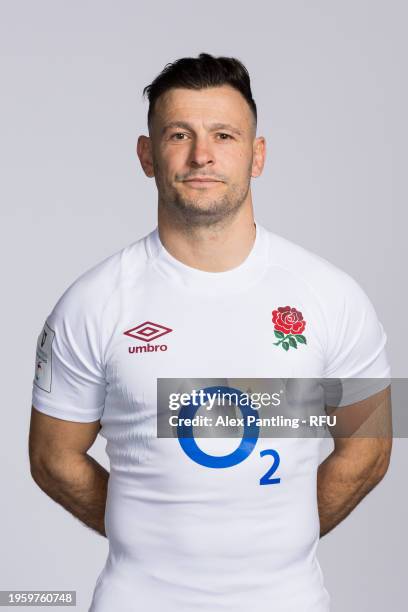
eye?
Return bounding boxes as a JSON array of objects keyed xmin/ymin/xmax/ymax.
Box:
[
  {"xmin": 216, "ymin": 133, "xmax": 233, "ymax": 140},
  {"xmin": 170, "ymin": 132, "xmax": 188, "ymax": 140}
]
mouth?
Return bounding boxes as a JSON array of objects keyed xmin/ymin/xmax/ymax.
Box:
[{"xmin": 183, "ymin": 179, "xmax": 222, "ymax": 188}]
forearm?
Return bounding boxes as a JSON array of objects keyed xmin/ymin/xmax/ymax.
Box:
[
  {"xmin": 31, "ymin": 452, "xmax": 109, "ymax": 537},
  {"xmin": 317, "ymin": 440, "xmax": 389, "ymax": 537}
]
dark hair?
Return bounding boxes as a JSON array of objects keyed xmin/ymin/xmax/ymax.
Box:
[{"xmin": 142, "ymin": 52, "xmax": 257, "ymax": 131}]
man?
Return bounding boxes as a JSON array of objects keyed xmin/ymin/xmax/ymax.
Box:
[{"xmin": 29, "ymin": 53, "xmax": 392, "ymax": 611}]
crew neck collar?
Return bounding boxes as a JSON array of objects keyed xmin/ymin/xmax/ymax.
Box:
[{"xmin": 145, "ymin": 219, "xmax": 270, "ymax": 293}]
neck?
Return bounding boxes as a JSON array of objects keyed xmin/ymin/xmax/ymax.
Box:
[{"xmin": 156, "ymin": 200, "xmax": 257, "ymax": 273}]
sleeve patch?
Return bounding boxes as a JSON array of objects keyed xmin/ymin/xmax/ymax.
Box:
[{"xmin": 33, "ymin": 322, "xmax": 55, "ymax": 393}]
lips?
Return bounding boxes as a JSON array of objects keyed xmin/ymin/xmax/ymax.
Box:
[
  {"xmin": 184, "ymin": 178, "xmax": 221, "ymax": 182},
  {"xmin": 183, "ymin": 178, "xmax": 223, "ymax": 189}
]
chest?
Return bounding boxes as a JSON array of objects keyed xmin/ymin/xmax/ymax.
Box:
[{"xmin": 103, "ymin": 283, "xmax": 325, "ymax": 416}]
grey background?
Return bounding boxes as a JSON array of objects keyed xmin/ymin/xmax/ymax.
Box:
[{"xmin": 0, "ymin": 1, "xmax": 406, "ymax": 610}]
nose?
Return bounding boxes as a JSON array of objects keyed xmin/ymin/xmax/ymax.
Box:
[{"xmin": 188, "ymin": 135, "xmax": 214, "ymax": 168}]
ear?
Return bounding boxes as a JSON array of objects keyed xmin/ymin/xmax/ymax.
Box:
[
  {"xmin": 251, "ymin": 136, "xmax": 266, "ymax": 178},
  {"xmin": 137, "ymin": 135, "xmax": 155, "ymax": 177}
]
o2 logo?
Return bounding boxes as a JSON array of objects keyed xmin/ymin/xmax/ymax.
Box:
[{"xmin": 176, "ymin": 386, "xmax": 281, "ymax": 486}]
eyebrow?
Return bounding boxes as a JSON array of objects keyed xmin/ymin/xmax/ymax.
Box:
[{"xmin": 160, "ymin": 121, "xmax": 243, "ymax": 136}]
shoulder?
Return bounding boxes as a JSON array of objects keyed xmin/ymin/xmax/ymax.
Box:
[
  {"xmin": 49, "ymin": 231, "xmax": 151, "ymax": 320},
  {"xmin": 262, "ymin": 225, "xmax": 365, "ymax": 302}
]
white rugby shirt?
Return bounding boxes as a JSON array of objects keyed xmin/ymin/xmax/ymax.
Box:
[{"xmin": 32, "ymin": 220, "xmax": 391, "ymax": 612}]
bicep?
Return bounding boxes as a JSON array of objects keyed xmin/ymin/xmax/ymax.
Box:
[
  {"xmin": 326, "ymin": 386, "xmax": 392, "ymax": 476},
  {"xmin": 29, "ymin": 405, "xmax": 101, "ymax": 469},
  {"xmin": 326, "ymin": 385, "xmax": 392, "ymax": 440}
]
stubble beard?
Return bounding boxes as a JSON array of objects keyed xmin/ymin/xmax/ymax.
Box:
[
  {"xmin": 169, "ymin": 182, "xmax": 250, "ymax": 227},
  {"xmin": 155, "ymin": 164, "xmax": 252, "ymax": 229}
]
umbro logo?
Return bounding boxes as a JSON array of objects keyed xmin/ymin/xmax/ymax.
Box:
[
  {"xmin": 124, "ymin": 321, "xmax": 173, "ymax": 342},
  {"xmin": 124, "ymin": 321, "xmax": 173, "ymax": 354}
]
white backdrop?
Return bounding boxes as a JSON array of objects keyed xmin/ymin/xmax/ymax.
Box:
[{"xmin": 0, "ymin": 1, "xmax": 406, "ymax": 610}]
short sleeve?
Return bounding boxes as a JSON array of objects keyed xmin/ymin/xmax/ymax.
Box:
[
  {"xmin": 32, "ymin": 280, "xmax": 107, "ymax": 422},
  {"xmin": 322, "ymin": 274, "xmax": 391, "ymax": 407}
]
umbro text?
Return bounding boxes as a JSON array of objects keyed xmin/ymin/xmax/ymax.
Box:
[{"xmin": 128, "ymin": 344, "xmax": 168, "ymax": 354}]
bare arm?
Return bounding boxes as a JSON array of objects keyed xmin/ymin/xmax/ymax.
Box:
[
  {"xmin": 317, "ymin": 385, "xmax": 392, "ymax": 537},
  {"xmin": 29, "ymin": 406, "xmax": 109, "ymax": 537}
]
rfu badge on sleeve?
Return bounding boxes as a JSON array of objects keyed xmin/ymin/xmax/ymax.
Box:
[{"xmin": 33, "ymin": 321, "xmax": 55, "ymax": 393}]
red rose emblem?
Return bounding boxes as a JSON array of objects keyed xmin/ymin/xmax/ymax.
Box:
[
  {"xmin": 272, "ymin": 306, "xmax": 307, "ymax": 351},
  {"xmin": 272, "ymin": 306, "xmax": 305, "ymax": 334}
]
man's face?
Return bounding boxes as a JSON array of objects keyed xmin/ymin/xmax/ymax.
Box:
[{"xmin": 138, "ymin": 85, "xmax": 265, "ymax": 226}]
